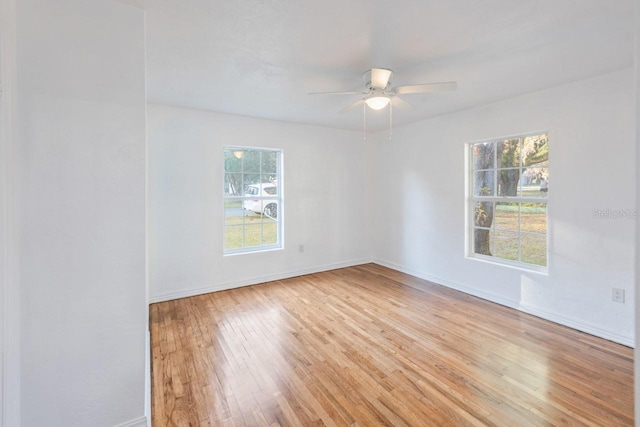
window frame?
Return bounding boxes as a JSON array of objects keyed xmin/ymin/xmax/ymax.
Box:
[
  {"xmin": 467, "ymin": 132, "xmax": 549, "ymax": 272},
  {"xmin": 223, "ymin": 146, "xmax": 283, "ymax": 255}
]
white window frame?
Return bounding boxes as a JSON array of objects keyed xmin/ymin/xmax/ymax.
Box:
[
  {"xmin": 223, "ymin": 146, "xmax": 283, "ymax": 255},
  {"xmin": 467, "ymin": 132, "xmax": 549, "ymax": 272}
]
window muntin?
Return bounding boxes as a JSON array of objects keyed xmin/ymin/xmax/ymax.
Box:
[
  {"xmin": 470, "ymin": 133, "xmax": 548, "ymax": 268},
  {"xmin": 224, "ymin": 147, "xmax": 282, "ymax": 254}
]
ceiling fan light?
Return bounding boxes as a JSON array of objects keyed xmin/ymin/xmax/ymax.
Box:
[{"xmin": 365, "ymin": 96, "xmax": 390, "ymax": 110}]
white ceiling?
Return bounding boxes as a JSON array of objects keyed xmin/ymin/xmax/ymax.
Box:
[{"xmin": 145, "ymin": 0, "xmax": 635, "ymax": 131}]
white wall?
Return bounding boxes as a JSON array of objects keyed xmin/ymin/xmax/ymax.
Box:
[
  {"xmin": 634, "ymin": 0, "xmax": 639, "ymax": 422},
  {"xmin": 148, "ymin": 104, "xmax": 372, "ymax": 302},
  {"xmin": 369, "ymin": 69, "xmax": 636, "ymax": 345},
  {"xmin": 17, "ymin": 1, "xmax": 147, "ymax": 426},
  {"xmin": 150, "ymin": 71, "xmax": 635, "ymax": 345},
  {"xmin": 0, "ymin": 0, "xmax": 19, "ymax": 425}
]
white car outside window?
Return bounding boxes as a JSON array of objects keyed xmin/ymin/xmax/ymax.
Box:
[{"xmin": 243, "ymin": 184, "xmax": 278, "ymax": 219}]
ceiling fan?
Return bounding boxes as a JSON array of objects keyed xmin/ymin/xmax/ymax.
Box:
[{"xmin": 309, "ymin": 68, "xmax": 457, "ymax": 113}]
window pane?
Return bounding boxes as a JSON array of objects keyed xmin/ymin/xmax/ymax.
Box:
[
  {"xmin": 243, "ymin": 199, "xmax": 262, "ymax": 216},
  {"xmin": 520, "ymin": 204, "xmax": 546, "ymax": 233},
  {"xmin": 522, "ymin": 134, "xmax": 548, "ymax": 167},
  {"xmin": 242, "ymin": 150, "xmax": 261, "ymax": 173},
  {"xmin": 243, "ymin": 174, "xmax": 261, "ymax": 188},
  {"xmin": 224, "ymin": 205, "xmax": 244, "ymax": 226},
  {"xmin": 520, "ymin": 168, "xmax": 548, "ymax": 197},
  {"xmin": 519, "ymin": 168, "xmax": 536, "ymax": 197},
  {"xmin": 539, "ymin": 169, "xmax": 549, "ymax": 197},
  {"xmin": 473, "ymin": 228, "xmax": 492, "ymax": 256},
  {"xmin": 263, "ymin": 201, "xmax": 278, "ymax": 220},
  {"xmin": 260, "ymin": 177, "xmax": 278, "ymax": 193},
  {"xmin": 494, "ymin": 202, "xmax": 518, "ymax": 232},
  {"xmin": 243, "ymin": 224, "xmax": 262, "ymax": 247},
  {"xmin": 224, "ymin": 149, "xmax": 243, "ymax": 172},
  {"xmin": 491, "ymin": 230, "xmax": 519, "ymax": 262},
  {"xmin": 498, "ymin": 169, "xmax": 520, "ymax": 196},
  {"xmin": 474, "ymin": 201, "xmax": 494, "ymax": 228},
  {"xmin": 261, "ymin": 151, "xmax": 279, "ymax": 174},
  {"xmin": 262, "ymin": 220, "xmax": 278, "ymax": 245},
  {"xmin": 473, "ymin": 142, "xmax": 495, "ymax": 170},
  {"xmin": 474, "ymin": 171, "xmax": 495, "ymax": 196},
  {"xmin": 497, "ymin": 139, "xmax": 520, "ymax": 168},
  {"xmin": 224, "ymin": 173, "xmax": 243, "ymax": 196},
  {"xmin": 225, "ymin": 225, "xmax": 243, "ymax": 250},
  {"xmin": 521, "ymin": 233, "xmax": 547, "ymax": 266}
]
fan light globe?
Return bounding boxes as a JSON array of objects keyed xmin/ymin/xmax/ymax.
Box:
[{"xmin": 365, "ymin": 96, "xmax": 390, "ymax": 110}]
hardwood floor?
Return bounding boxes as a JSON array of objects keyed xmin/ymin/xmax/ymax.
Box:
[{"xmin": 150, "ymin": 264, "xmax": 634, "ymax": 426}]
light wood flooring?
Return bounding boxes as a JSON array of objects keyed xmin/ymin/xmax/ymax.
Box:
[{"xmin": 150, "ymin": 264, "xmax": 633, "ymax": 426}]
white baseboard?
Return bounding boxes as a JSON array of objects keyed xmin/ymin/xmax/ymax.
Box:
[
  {"xmin": 373, "ymin": 258, "xmax": 520, "ymax": 310},
  {"xmin": 113, "ymin": 415, "xmax": 148, "ymax": 427},
  {"xmin": 150, "ymin": 257, "xmax": 633, "ymax": 347},
  {"xmin": 150, "ymin": 258, "xmax": 373, "ymax": 303},
  {"xmin": 373, "ymin": 258, "xmax": 634, "ymax": 347},
  {"xmin": 518, "ymin": 303, "xmax": 634, "ymax": 347}
]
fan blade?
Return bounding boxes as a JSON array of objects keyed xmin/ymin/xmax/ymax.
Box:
[
  {"xmin": 391, "ymin": 96, "xmax": 415, "ymax": 111},
  {"xmin": 393, "ymin": 81, "xmax": 457, "ymax": 95},
  {"xmin": 308, "ymin": 90, "xmax": 364, "ymax": 95},
  {"xmin": 370, "ymin": 68, "xmax": 393, "ymax": 89},
  {"xmin": 339, "ymin": 99, "xmax": 364, "ymax": 114}
]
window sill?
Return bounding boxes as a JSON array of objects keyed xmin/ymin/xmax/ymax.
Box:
[
  {"xmin": 223, "ymin": 246, "xmax": 284, "ymax": 256},
  {"xmin": 466, "ymin": 253, "xmax": 549, "ymax": 275}
]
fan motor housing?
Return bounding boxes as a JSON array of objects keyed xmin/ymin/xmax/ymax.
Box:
[{"xmin": 363, "ymin": 68, "xmax": 392, "ymax": 90}]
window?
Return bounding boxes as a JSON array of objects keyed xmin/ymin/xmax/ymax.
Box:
[
  {"xmin": 469, "ymin": 133, "xmax": 548, "ymax": 269},
  {"xmin": 224, "ymin": 147, "xmax": 282, "ymax": 253}
]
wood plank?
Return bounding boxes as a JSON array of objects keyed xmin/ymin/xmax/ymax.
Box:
[{"xmin": 150, "ymin": 264, "xmax": 634, "ymax": 426}]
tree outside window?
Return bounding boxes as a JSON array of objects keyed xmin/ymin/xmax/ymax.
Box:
[{"xmin": 470, "ymin": 133, "xmax": 548, "ymax": 268}]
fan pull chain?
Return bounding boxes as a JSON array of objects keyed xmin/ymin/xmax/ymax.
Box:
[
  {"xmin": 389, "ymin": 101, "xmax": 393, "ymax": 140},
  {"xmin": 363, "ymin": 102, "xmax": 367, "ymax": 140}
]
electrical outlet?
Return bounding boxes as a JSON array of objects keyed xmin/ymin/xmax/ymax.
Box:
[
  {"xmin": 298, "ymin": 244, "xmax": 304, "ymax": 253},
  {"xmin": 612, "ymin": 288, "xmax": 625, "ymax": 303}
]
